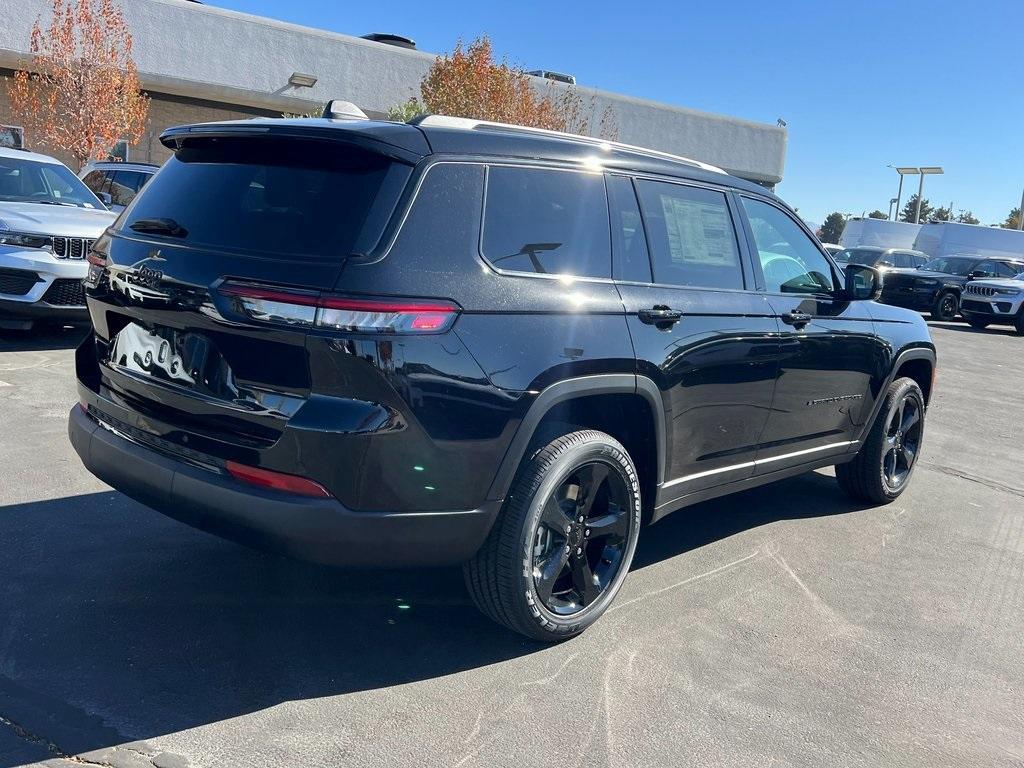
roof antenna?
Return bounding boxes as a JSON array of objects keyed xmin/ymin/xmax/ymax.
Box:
[{"xmin": 321, "ymin": 100, "xmax": 369, "ymax": 120}]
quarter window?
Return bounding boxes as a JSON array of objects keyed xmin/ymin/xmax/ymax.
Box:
[
  {"xmin": 109, "ymin": 170, "xmax": 148, "ymax": 207},
  {"xmin": 481, "ymin": 166, "xmax": 610, "ymax": 279},
  {"xmin": 741, "ymin": 197, "xmax": 836, "ymax": 294},
  {"xmin": 607, "ymin": 175, "xmax": 651, "ymax": 283},
  {"xmin": 635, "ymin": 180, "xmax": 744, "ymax": 290}
]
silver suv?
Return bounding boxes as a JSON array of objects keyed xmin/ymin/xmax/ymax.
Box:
[
  {"xmin": 0, "ymin": 147, "xmax": 117, "ymax": 330},
  {"xmin": 961, "ymin": 271, "xmax": 1024, "ymax": 334}
]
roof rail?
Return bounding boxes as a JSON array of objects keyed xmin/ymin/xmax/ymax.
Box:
[{"xmin": 410, "ymin": 114, "xmax": 727, "ymax": 175}]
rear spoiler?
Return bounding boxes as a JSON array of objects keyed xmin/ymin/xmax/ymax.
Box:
[{"xmin": 159, "ymin": 120, "xmax": 429, "ymax": 164}]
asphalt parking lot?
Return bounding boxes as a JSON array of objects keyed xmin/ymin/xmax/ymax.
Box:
[{"xmin": 1, "ymin": 321, "xmax": 1022, "ymax": 768}]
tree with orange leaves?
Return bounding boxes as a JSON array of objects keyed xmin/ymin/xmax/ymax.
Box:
[
  {"xmin": 417, "ymin": 36, "xmax": 617, "ymax": 139},
  {"xmin": 8, "ymin": 0, "xmax": 149, "ymax": 169}
]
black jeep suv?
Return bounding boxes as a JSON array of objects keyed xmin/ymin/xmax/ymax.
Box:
[
  {"xmin": 69, "ymin": 111, "xmax": 936, "ymax": 640},
  {"xmin": 880, "ymin": 254, "xmax": 1024, "ymax": 321}
]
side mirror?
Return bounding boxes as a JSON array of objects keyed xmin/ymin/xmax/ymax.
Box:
[
  {"xmin": 968, "ymin": 270, "xmax": 986, "ymax": 279},
  {"xmin": 842, "ymin": 263, "xmax": 881, "ymax": 301},
  {"xmin": 97, "ymin": 191, "xmax": 113, "ymax": 207}
]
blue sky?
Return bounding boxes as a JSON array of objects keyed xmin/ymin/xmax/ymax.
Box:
[{"xmin": 212, "ymin": 0, "xmax": 1023, "ymax": 227}]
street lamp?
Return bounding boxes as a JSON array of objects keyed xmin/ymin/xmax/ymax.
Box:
[
  {"xmin": 891, "ymin": 166, "xmax": 920, "ymax": 222},
  {"xmin": 888, "ymin": 197, "xmax": 898, "ymax": 220},
  {"xmin": 914, "ymin": 167, "xmax": 944, "ymax": 224}
]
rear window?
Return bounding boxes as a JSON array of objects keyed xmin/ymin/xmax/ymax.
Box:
[
  {"xmin": 121, "ymin": 137, "xmax": 410, "ymax": 259},
  {"xmin": 481, "ymin": 166, "xmax": 610, "ymax": 279}
]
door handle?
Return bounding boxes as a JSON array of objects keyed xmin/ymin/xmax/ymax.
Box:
[
  {"xmin": 780, "ymin": 310, "xmax": 812, "ymax": 328},
  {"xmin": 638, "ymin": 306, "xmax": 683, "ymax": 325}
]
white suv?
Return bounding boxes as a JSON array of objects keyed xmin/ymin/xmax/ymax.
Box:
[
  {"xmin": 0, "ymin": 147, "xmax": 117, "ymax": 330},
  {"xmin": 961, "ymin": 271, "xmax": 1024, "ymax": 334}
]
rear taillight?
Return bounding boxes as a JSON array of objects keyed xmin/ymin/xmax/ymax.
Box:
[
  {"xmin": 218, "ymin": 282, "xmax": 459, "ymax": 334},
  {"xmin": 225, "ymin": 460, "xmax": 332, "ymax": 498}
]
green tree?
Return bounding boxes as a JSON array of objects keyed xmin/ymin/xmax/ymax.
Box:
[
  {"xmin": 387, "ymin": 97, "xmax": 426, "ymax": 122},
  {"xmin": 868, "ymin": 209, "xmax": 887, "ymax": 219},
  {"xmin": 1002, "ymin": 207, "xmax": 1022, "ymax": 229},
  {"xmin": 900, "ymin": 194, "xmax": 933, "ymax": 223},
  {"xmin": 818, "ymin": 212, "xmax": 846, "ymax": 243},
  {"xmin": 281, "ymin": 103, "xmax": 326, "ymax": 119},
  {"xmin": 955, "ymin": 210, "xmax": 980, "ymax": 225},
  {"xmin": 931, "ymin": 206, "xmax": 952, "ymax": 222}
]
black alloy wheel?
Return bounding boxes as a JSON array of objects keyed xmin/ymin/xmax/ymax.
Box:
[
  {"xmin": 881, "ymin": 393, "xmax": 922, "ymax": 493},
  {"xmin": 531, "ymin": 461, "xmax": 631, "ymax": 615},
  {"xmin": 835, "ymin": 377, "xmax": 926, "ymax": 504},
  {"xmin": 932, "ymin": 291, "xmax": 959, "ymax": 321},
  {"xmin": 464, "ymin": 430, "xmax": 641, "ymax": 641}
]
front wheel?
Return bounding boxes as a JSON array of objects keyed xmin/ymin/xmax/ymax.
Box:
[
  {"xmin": 836, "ymin": 377, "xmax": 925, "ymax": 504},
  {"xmin": 930, "ymin": 291, "xmax": 959, "ymax": 321},
  {"xmin": 464, "ymin": 430, "xmax": 641, "ymax": 641}
]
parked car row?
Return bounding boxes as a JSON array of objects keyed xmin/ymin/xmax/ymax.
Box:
[
  {"xmin": 0, "ymin": 150, "xmax": 156, "ymax": 330},
  {"xmin": 877, "ymin": 254, "xmax": 1024, "ymax": 329}
]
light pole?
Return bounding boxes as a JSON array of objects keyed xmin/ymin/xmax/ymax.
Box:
[
  {"xmin": 1018, "ymin": 188, "xmax": 1024, "ymax": 231},
  {"xmin": 888, "ymin": 197, "xmax": 898, "ymax": 220},
  {"xmin": 914, "ymin": 167, "xmax": 944, "ymax": 223},
  {"xmin": 892, "ymin": 167, "xmax": 920, "ymax": 222}
]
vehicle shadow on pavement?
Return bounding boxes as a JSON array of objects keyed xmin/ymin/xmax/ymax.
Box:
[
  {"xmin": 0, "ymin": 324, "xmax": 89, "ymax": 352},
  {"xmin": 631, "ymin": 469, "xmax": 859, "ymax": 569},
  {"xmin": 925, "ymin": 320, "xmax": 1019, "ymax": 337},
  {"xmin": 0, "ymin": 471, "xmax": 862, "ymax": 764}
]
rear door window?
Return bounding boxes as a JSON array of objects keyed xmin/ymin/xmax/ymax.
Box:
[
  {"xmin": 634, "ymin": 179, "xmax": 744, "ymax": 290},
  {"xmin": 121, "ymin": 137, "xmax": 411, "ymax": 260},
  {"xmin": 481, "ymin": 166, "xmax": 610, "ymax": 278}
]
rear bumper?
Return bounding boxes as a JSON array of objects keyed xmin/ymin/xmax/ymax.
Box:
[{"xmin": 69, "ymin": 404, "xmax": 500, "ymax": 567}]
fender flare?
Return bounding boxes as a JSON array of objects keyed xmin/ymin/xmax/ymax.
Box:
[
  {"xmin": 855, "ymin": 345, "xmax": 936, "ymax": 445},
  {"xmin": 485, "ymin": 374, "xmax": 666, "ymax": 501}
]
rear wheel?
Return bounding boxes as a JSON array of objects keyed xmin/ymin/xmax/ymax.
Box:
[
  {"xmin": 464, "ymin": 430, "xmax": 641, "ymax": 641},
  {"xmin": 836, "ymin": 377, "xmax": 925, "ymax": 504},
  {"xmin": 930, "ymin": 290, "xmax": 959, "ymax": 321}
]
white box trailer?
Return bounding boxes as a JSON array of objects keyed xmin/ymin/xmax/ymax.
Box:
[
  {"xmin": 839, "ymin": 218, "xmax": 923, "ymax": 249},
  {"xmin": 913, "ymin": 222, "xmax": 1024, "ymax": 259}
]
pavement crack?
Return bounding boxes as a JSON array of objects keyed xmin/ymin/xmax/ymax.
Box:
[
  {"xmin": 922, "ymin": 462, "xmax": 1024, "ymax": 499},
  {"xmin": 0, "ymin": 716, "xmax": 67, "ymax": 765},
  {"xmin": 0, "ymin": 712, "xmax": 171, "ymax": 767}
]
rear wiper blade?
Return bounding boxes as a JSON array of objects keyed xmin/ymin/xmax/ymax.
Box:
[{"xmin": 129, "ymin": 217, "xmax": 189, "ymax": 238}]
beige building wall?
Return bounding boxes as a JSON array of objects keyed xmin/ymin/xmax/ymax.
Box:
[{"xmin": 0, "ymin": 70, "xmax": 276, "ymax": 169}]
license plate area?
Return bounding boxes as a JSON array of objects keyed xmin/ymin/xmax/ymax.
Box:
[{"xmin": 107, "ymin": 322, "xmax": 237, "ymax": 400}]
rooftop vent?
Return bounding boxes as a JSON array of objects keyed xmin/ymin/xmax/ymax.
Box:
[
  {"xmin": 527, "ymin": 70, "xmax": 576, "ymax": 85},
  {"xmin": 361, "ymin": 33, "xmax": 416, "ymax": 50}
]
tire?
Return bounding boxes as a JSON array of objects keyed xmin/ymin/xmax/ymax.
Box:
[
  {"xmin": 836, "ymin": 377, "xmax": 925, "ymax": 504},
  {"xmin": 1015, "ymin": 313, "xmax": 1024, "ymax": 336},
  {"xmin": 964, "ymin": 314, "xmax": 989, "ymax": 330},
  {"xmin": 464, "ymin": 430, "xmax": 641, "ymax": 641},
  {"xmin": 930, "ymin": 290, "xmax": 959, "ymax": 321}
]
